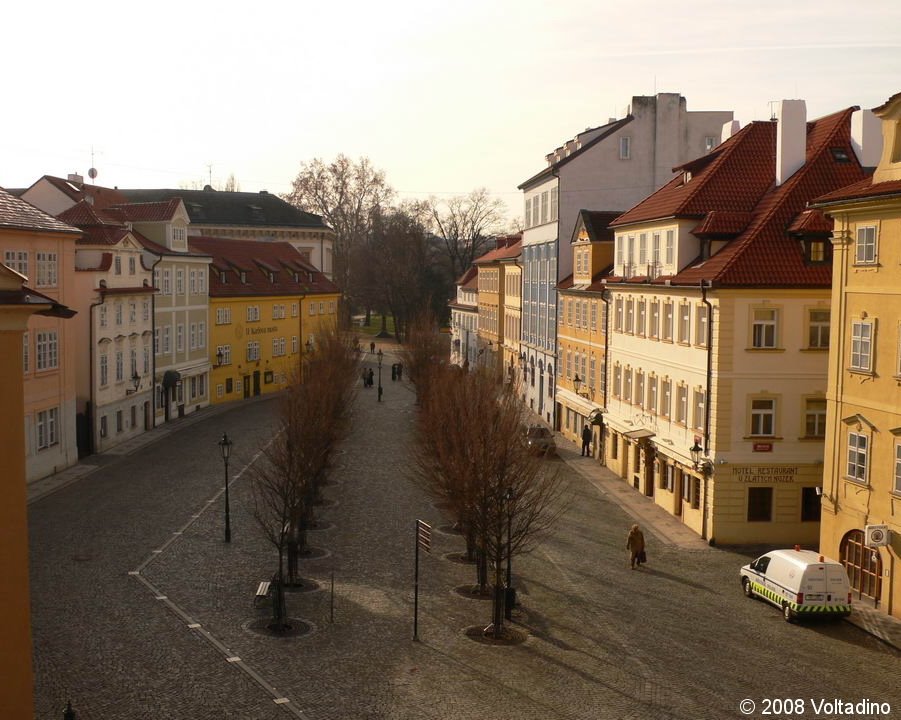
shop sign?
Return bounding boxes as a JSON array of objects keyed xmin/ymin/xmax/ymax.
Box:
[
  {"xmin": 731, "ymin": 466, "xmax": 799, "ymax": 483},
  {"xmin": 753, "ymin": 442, "xmax": 773, "ymax": 452}
]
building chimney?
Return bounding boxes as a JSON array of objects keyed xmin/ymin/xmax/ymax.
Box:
[
  {"xmin": 721, "ymin": 120, "xmax": 741, "ymax": 142},
  {"xmin": 851, "ymin": 109, "xmax": 882, "ymax": 167},
  {"xmin": 776, "ymin": 99, "xmax": 807, "ymax": 186}
]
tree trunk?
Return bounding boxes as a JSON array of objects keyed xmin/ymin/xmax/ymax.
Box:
[
  {"xmin": 476, "ymin": 548, "xmax": 488, "ymax": 592},
  {"xmin": 491, "ymin": 559, "xmax": 505, "ymax": 637},
  {"xmin": 271, "ymin": 547, "xmax": 288, "ymax": 630}
]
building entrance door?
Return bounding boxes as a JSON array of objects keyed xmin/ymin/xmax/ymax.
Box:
[
  {"xmin": 243, "ymin": 375, "xmax": 250, "ymax": 399},
  {"xmin": 840, "ymin": 529, "xmax": 883, "ymax": 601},
  {"xmin": 253, "ymin": 370, "xmax": 261, "ymax": 396}
]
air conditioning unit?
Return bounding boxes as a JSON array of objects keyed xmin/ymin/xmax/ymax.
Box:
[{"xmin": 865, "ymin": 524, "xmax": 890, "ymax": 547}]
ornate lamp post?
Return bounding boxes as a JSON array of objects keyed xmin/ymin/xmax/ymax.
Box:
[
  {"xmin": 689, "ymin": 440, "xmax": 704, "ymax": 469},
  {"xmin": 377, "ymin": 349, "xmax": 383, "ymax": 402},
  {"xmin": 219, "ymin": 432, "xmax": 233, "ymax": 542},
  {"xmin": 504, "ymin": 487, "xmax": 515, "ymax": 620}
]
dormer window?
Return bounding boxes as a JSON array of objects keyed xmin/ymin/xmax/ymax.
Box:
[
  {"xmin": 683, "ymin": 171, "xmax": 692, "ymax": 184},
  {"xmin": 293, "ymin": 272, "xmax": 299, "ymax": 283},
  {"xmin": 220, "ymin": 270, "xmax": 227, "ymax": 283},
  {"xmin": 240, "ymin": 271, "xmax": 247, "ymax": 283},
  {"xmin": 830, "ymin": 147, "xmax": 850, "ymax": 163},
  {"xmin": 800, "ymin": 237, "xmax": 832, "ymax": 265},
  {"xmin": 269, "ymin": 271, "xmax": 276, "ymax": 283}
]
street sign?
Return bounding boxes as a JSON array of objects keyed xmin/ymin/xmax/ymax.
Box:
[{"xmin": 417, "ymin": 519, "xmax": 432, "ymax": 553}]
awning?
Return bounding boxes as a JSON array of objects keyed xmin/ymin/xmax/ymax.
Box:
[{"xmin": 623, "ymin": 429, "xmax": 655, "ymax": 440}]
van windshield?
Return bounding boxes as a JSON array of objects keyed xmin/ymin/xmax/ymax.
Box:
[{"xmin": 752, "ymin": 556, "xmax": 771, "ymax": 574}]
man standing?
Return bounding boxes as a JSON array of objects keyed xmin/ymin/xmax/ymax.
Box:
[{"xmin": 581, "ymin": 425, "xmax": 592, "ymax": 457}]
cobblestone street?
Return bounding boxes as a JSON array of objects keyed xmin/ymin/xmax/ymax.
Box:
[{"xmin": 30, "ymin": 347, "xmax": 899, "ymax": 719}]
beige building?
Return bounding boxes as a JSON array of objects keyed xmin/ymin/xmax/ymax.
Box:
[
  {"xmin": 59, "ymin": 202, "xmax": 155, "ymax": 453},
  {"xmin": 110, "ymin": 199, "xmax": 213, "ymax": 423},
  {"xmin": 449, "ymin": 266, "xmax": 478, "ymax": 368},
  {"xmin": 813, "ymin": 91, "xmax": 901, "ymax": 619},
  {"xmin": 473, "ymin": 236, "xmax": 521, "ymax": 378},
  {"xmin": 602, "ymin": 101, "xmax": 876, "ymax": 545}
]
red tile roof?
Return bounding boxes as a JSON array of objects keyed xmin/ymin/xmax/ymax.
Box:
[
  {"xmin": 692, "ymin": 210, "xmax": 752, "ymax": 237},
  {"xmin": 786, "ymin": 209, "xmax": 833, "ymax": 235},
  {"xmin": 109, "ymin": 198, "xmax": 183, "ymax": 222},
  {"xmin": 611, "ymin": 108, "xmax": 870, "ymax": 287},
  {"xmin": 0, "ymin": 187, "xmax": 81, "ymax": 236},
  {"xmin": 188, "ymin": 236, "xmax": 339, "ymax": 298},
  {"xmin": 455, "ymin": 265, "xmax": 477, "ymax": 286},
  {"xmin": 813, "ymin": 177, "xmax": 901, "ymax": 206},
  {"xmin": 473, "ymin": 239, "xmax": 522, "ymax": 264}
]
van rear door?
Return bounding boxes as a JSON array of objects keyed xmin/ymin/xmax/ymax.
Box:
[
  {"xmin": 825, "ymin": 563, "xmax": 849, "ymax": 604},
  {"xmin": 801, "ymin": 563, "xmax": 827, "ymax": 605}
]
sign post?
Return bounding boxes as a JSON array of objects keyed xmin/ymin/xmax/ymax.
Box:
[{"xmin": 414, "ymin": 519, "xmax": 431, "ymax": 641}]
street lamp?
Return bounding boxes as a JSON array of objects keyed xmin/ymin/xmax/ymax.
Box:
[
  {"xmin": 689, "ymin": 440, "xmax": 703, "ymax": 469},
  {"xmin": 376, "ymin": 348, "xmax": 383, "ymax": 402},
  {"xmin": 219, "ymin": 432, "xmax": 233, "ymax": 542},
  {"xmin": 215, "ymin": 348, "xmax": 224, "ymax": 367},
  {"xmin": 573, "ymin": 373, "xmax": 582, "ymax": 395},
  {"xmin": 306, "ymin": 338, "xmax": 314, "ymax": 354},
  {"xmin": 126, "ymin": 371, "xmax": 141, "ymax": 395}
]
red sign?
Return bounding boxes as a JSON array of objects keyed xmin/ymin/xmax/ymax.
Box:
[{"xmin": 753, "ymin": 443, "xmax": 773, "ymax": 452}]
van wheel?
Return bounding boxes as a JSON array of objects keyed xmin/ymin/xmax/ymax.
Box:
[
  {"xmin": 782, "ymin": 604, "xmax": 794, "ymax": 623},
  {"xmin": 742, "ymin": 578, "xmax": 754, "ymax": 599}
]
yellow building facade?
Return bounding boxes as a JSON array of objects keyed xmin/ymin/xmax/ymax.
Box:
[
  {"xmin": 189, "ymin": 237, "xmax": 340, "ymax": 405},
  {"xmin": 814, "ymin": 91, "xmax": 901, "ymax": 618},
  {"xmin": 555, "ymin": 212, "xmax": 616, "ymax": 451}
]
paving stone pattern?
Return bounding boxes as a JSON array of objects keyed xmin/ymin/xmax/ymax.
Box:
[{"xmin": 30, "ymin": 348, "xmax": 900, "ymax": 719}]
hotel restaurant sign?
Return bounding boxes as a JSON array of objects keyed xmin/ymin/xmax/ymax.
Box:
[{"xmin": 731, "ymin": 465, "xmax": 800, "ymax": 484}]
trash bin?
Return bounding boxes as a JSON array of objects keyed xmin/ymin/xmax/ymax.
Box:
[{"xmin": 504, "ymin": 587, "xmax": 516, "ymax": 618}]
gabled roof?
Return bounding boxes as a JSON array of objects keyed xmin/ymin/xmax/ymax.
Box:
[
  {"xmin": 572, "ymin": 210, "xmax": 620, "ymax": 243},
  {"xmin": 23, "ymin": 175, "xmax": 130, "ymax": 209},
  {"xmin": 0, "ymin": 187, "xmax": 81, "ymax": 236},
  {"xmin": 455, "ymin": 265, "xmax": 477, "ymax": 287},
  {"xmin": 188, "ymin": 237, "xmax": 339, "ymax": 298},
  {"xmin": 786, "ymin": 209, "xmax": 833, "ymax": 235},
  {"xmin": 518, "ymin": 117, "xmax": 634, "ymax": 190},
  {"xmin": 611, "ymin": 107, "xmax": 870, "ymax": 287},
  {"xmin": 119, "ymin": 188, "xmax": 329, "ymax": 229}
]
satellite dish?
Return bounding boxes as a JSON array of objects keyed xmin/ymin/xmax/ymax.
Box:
[{"xmin": 88, "ymin": 167, "xmax": 98, "ymax": 180}]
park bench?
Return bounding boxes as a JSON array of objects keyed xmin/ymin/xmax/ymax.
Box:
[{"xmin": 254, "ymin": 580, "xmax": 272, "ymax": 607}]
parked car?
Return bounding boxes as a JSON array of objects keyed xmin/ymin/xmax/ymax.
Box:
[
  {"xmin": 739, "ymin": 547, "xmax": 852, "ymax": 622},
  {"xmin": 524, "ymin": 425, "xmax": 556, "ymax": 456}
]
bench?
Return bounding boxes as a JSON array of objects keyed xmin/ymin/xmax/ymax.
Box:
[{"xmin": 254, "ymin": 581, "xmax": 272, "ymax": 607}]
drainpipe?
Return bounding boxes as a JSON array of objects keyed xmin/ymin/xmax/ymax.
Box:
[
  {"xmin": 89, "ymin": 291, "xmax": 106, "ymax": 454},
  {"xmin": 149, "ymin": 253, "xmax": 162, "ymax": 428},
  {"xmin": 599, "ymin": 284, "xmax": 612, "ymax": 465},
  {"xmin": 701, "ymin": 279, "xmax": 713, "ymax": 542}
]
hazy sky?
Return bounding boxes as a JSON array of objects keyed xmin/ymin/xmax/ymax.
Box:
[{"xmin": 3, "ymin": 0, "xmax": 900, "ymax": 224}]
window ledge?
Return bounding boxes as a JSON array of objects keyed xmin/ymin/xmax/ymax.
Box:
[
  {"xmin": 745, "ymin": 347, "xmax": 786, "ymax": 353},
  {"xmin": 743, "ymin": 435, "xmax": 783, "ymax": 441},
  {"xmin": 851, "ymin": 262, "xmax": 881, "ymax": 270},
  {"xmin": 797, "ymin": 436, "xmax": 826, "ymax": 442},
  {"xmin": 800, "ymin": 347, "xmax": 829, "ymax": 353},
  {"xmin": 843, "ymin": 476, "xmax": 870, "ymax": 488},
  {"xmin": 848, "ymin": 368, "xmax": 875, "ymax": 378}
]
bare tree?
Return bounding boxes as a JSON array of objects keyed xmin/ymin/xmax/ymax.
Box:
[
  {"xmin": 412, "ymin": 363, "xmax": 566, "ymax": 638},
  {"xmin": 223, "ymin": 173, "xmax": 241, "ymax": 192},
  {"xmin": 398, "ymin": 310, "xmax": 449, "ymax": 406},
  {"xmin": 428, "ymin": 188, "xmax": 507, "ymax": 282},
  {"xmin": 283, "ymin": 155, "xmax": 395, "ymax": 320},
  {"xmin": 248, "ymin": 322, "xmax": 359, "ymax": 630}
]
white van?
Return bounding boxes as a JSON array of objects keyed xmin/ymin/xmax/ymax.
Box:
[{"xmin": 740, "ymin": 547, "xmax": 852, "ymax": 622}]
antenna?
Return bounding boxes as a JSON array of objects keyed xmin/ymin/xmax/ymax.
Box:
[
  {"xmin": 207, "ymin": 164, "xmax": 213, "ymax": 187},
  {"xmin": 768, "ymin": 100, "xmax": 778, "ymax": 120}
]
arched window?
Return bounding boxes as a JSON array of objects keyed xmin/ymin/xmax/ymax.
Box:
[{"xmin": 840, "ymin": 529, "xmax": 882, "ymax": 600}]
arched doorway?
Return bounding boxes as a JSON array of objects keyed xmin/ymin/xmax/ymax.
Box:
[{"xmin": 839, "ymin": 529, "xmax": 882, "ymax": 601}]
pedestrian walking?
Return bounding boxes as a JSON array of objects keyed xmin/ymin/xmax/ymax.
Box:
[
  {"xmin": 581, "ymin": 425, "xmax": 592, "ymax": 456},
  {"xmin": 391, "ymin": 363, "xmax": 397, "ymax": 381},
  {"xmin": 368, "ymin": 368, "xmax": 374, "ymax": 387},
  {"xmin": 626, "ymin": 524, "xmax": 646, "ymax": 569},
  {"xmin": 370, "ymin": 341, "xmax": 376, "ymax": 354},
  {"xmin": 362, "ymin": 369, "xmax": 368, "ymax": 388}
]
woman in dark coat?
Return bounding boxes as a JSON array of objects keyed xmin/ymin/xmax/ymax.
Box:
[{"xmin": 626, "ymin": 524, "xmax": 646, "ymax": 569}]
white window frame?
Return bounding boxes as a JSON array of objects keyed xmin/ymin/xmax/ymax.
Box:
[
  {"xmin": 619, "ymin": 136, "xmax": 631, "ymax": 160},
  {"xmin": 752, "ymin": 308, "xmax": 778, "ymax": 349},
  {"xmin": 36, "ymin": 407, "xmax": 59, "ymax": 449},
  {"xmin": 847, "ymin": 431, "xmax": 868, "ymax": 483},
  {"xmin": 36, "ymin": 331, "xmax": 58, "ymax": 371},
  {"xmin": 751, "ymin": 398, "xmax": 776, "ymax": 436},
  {"xmin": 850, "ymin": 320, "xmax": 873, "ymax": 372},
  {"xmin": 855, "ymin": 225, "xmax": 877, "ymax": 264},
  {"xmin": 36, "ymin": 252, "xmax": 58, "ymax": 287}
]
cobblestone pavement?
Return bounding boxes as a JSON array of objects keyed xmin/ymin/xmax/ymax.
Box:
[{"xmin": 31, "ymin": 346, "xmax": 900, "ymax": 719}]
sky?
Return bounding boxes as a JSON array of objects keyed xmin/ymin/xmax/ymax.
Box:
[{"xmin": 3, "ymin": 0, "xmax": 900, "ymax": 226}]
